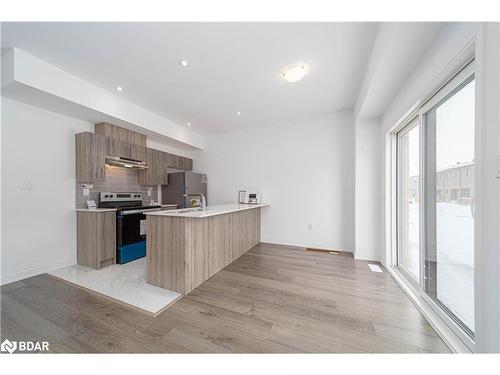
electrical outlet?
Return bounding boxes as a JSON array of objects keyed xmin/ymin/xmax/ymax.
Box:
[
  {"xmin": 83, "ymin": 188, "xmax": 89, "ymax": 196},
  {"xmin": 308, "ymin": 224, "xmax": 313, "ymax": 230},
  {"xmin": 148, "ymin": 190, "xmax": 152, "ymax": 196},
  {"xmin": 20, "ymin": 182, "xmax": 35, "ymax": 192}
]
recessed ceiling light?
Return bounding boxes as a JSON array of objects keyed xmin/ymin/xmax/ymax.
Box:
[
  {"xmin": 116, "ymin": 86, "xmax": 123, "ymax": 92},
  {"xmin": 187, "ymin": 122, "xmax": 191, "ymax": 126},
  {"xmin": 282, "ymin": 64, "xmax": 308, "ymax": 83},
  {"xmin": 179, "ymin": 59, "xmax": 190, "ymax": 67},
  {"xmin": 236, "ymin": 111, "xmax": 241, "ymax": 116}
]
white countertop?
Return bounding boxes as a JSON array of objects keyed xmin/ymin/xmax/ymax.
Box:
[
  {"xmin": 145, "ymin": 203, "xmax": 270, "ymax": 218},
  {"xmin": 75, "ymin": 208, "xmax": 117, "ymax": 212}
]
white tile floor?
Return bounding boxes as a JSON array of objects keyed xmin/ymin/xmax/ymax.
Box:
[{"xmin": 49, "ymin": 258, "xmax": 181, "ymax": 315}]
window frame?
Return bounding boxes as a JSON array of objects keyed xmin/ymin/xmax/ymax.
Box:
[
  {"xmin": 395, "ymin": 116, "xmax": 422, "ymax": 288},
  {"xmin": 390, "ymin": 58, "xmax": 476, "ymax": 351}
]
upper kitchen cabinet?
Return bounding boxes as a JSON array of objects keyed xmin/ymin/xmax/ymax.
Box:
[
  {"xmin": 138, "ymin": 148, "xmax": 168, "ymax": 185},
  {"xmin": 156, "ymin": 151, "xmax": 169, "ymax": 185},
  {"xmin": 129, "ymin": 143, "xmax": 147, "ymax": 161},
  {"xmin": 166, "ymin": 153, "xmax": 193, "ymax": 171},
  {"xmin": 76, "ymin": 123, "xmax": 191, "ymax": 183},
  {"xmin": 95, "ymin": 122, "xmax": 146, "ymax": 146},
  {"xmin": 104, "ymin": 136, "xmax": 146, "ymax": 161},
  {"xmin": 181, "ymin": 157, "xmax": 193, "ymax": 171},
  {"xmin": 75, "ymin": 132, "xmax": 106, "ymax": 181}
]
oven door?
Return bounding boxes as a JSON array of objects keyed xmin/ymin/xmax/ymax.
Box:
[
  {"xmin": 117, "ymin": 212, "xmax": 146, "ymax": 247},
  {"xmin": 116, "ymin": 211, "xmax": 147, "ymax": 264}
]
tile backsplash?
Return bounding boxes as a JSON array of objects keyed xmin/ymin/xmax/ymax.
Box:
[{"xmin": 76, "ymin": 165, "xmax": 158, "ymax": 208}]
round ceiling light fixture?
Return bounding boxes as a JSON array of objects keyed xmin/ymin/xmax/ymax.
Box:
[
  {"xmin": 236, "ymin": 111, "xmax": 241, "ymax": 116},
  {"xmin": 281, "ymin": 64, "xmax": 308, "ymax": 83},
  {"xmin": 116, "ymin": 86, "xmax": 123, "ymax": 92},
  {"xmin": 179, "ymin": 59, "xmax": 190, "ymax": 67},
  {"xmin": 187, "ymin": 122, "xmax": 191, "ymax": 127}
]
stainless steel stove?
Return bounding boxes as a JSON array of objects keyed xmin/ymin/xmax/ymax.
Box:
[{"xmin": 99, "ymin": 192, "xmax": 161, "ymax": 264}]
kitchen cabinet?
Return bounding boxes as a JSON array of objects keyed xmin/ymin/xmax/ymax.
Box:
[
  {"xmin": 167, "ymin": 153, "xmax": 181, "ymax": 169},
  {"xmin": 138, "ymin": 148, "xmax": 168, "ymax": 185},
  {"xmin": 75, "ymin": 132, "xmax": 106, "ymax": 181},
  {"xmin": 138, "ymin": 149, "xmax": 193, "ymax": 185},
  {"xmin": 147, "ymin": 206, "xmax": 262, "ymax": 294},
  {"xmin": 156, "ymin": 151, "xmax": 169, "ymax": 185},
  {"xmin": 130, "ymin": 143, "xmax": 147, "ymax": 161},
  {"xmin": 95, "ymin": 122, "xmax": 146, "ymax": 146},
  {"xmin": 104, "ymin": 136, "xmax": 122, "ymax": 159},
  {"xmin": 77, "ymin": 210, "xmax": 116, "ymax": 269},
  {"xmin": 104, "ymin": 136, "xmax": 146, "ymax": 161},
  {"xmin": 181, "ymin": 157, "xmax": 193, "ymax": 171},
  {"xmin": 137, "ymin": 148, "xmax": 156, "ymax": 185},
  {"xmin": 166, "ymin": 153, "xmax": 193, "ymax": 171},
  {"xmin": 76, "ymin": 123, "xmax": 190, "ymax": 183}
]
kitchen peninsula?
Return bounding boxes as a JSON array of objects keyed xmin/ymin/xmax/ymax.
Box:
[{"xmin": 145, "ymin": 203, "xmax": 269, "ymax": 294}]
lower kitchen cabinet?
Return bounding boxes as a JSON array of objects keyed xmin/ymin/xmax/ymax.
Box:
[{"xmin": 77, "ymin": 210, "xmax": 116, "ymax": 269}]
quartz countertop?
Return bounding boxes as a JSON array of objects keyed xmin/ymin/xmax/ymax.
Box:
[
  {"xmin": 75, "ymin": 208, "xmax": 117, "ymax": 213},
  {"xmin": 145, "ymin": 203, "xmax": 269, "ymax": 218}
]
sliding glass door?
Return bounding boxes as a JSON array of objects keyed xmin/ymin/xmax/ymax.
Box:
[
  {"xmin": 422, "ymin": 73, "xmax": 475, "ymax": 336},
  {"xmin": 395, "ymin": 60, "xmax": 475, "ymax": 341}
]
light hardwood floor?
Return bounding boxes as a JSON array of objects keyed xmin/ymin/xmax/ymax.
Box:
[{"xmin": 0, "ymin": 243, "xmax": 450, "ymax": 353}]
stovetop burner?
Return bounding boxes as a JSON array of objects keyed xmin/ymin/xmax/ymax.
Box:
[{"xmin": 98, "ymin": 192, "xmax": 160, "ymax": 210}]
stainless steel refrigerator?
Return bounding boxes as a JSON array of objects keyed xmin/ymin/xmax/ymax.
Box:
[{"xmin": 161, "ymin": 171, "xmax": 207, "ymax": 208}]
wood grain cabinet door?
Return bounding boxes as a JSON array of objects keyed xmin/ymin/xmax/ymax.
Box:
[
  {"xmin": 166, "ymin": 153, "xmax": 181, "ymax": 169},
  {"xmin": 77, "ymin": 211, "xmax": 116, "ymax": 269},
  {"xmin": 104, "ymin": 137, "xmax": 120, "ymax": 157},
  {"xmin": 119, "ymin": 140, "xmax": 131, "ymax": 158},
  {"xmin": 75, "ymin": 132, "xmax": 105, "ymax": 181},
  {"xmin": 138, "ymin": 148, "xmax": 156, "ymax": 185},
  {"xmin": 100, "ymin": 212, "xmax": 116, "ymax": 263},
  {"xmin": 181, "ymin": 157, "xmax": 193, "ymax": 171},
  {"xmin": 130, "ymin": 144, "xmax": 146, "ymax": 161},
  {"xmin": 157, "ymin": 151, "xmax": 169, "ymax": 184}
]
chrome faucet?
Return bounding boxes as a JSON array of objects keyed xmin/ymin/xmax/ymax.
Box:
[{"xmin": 197, "ymin": 193, "xmax": 207, "ymax": 210}]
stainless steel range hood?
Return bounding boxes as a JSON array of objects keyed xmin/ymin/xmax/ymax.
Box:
[{"xmin": 105, "ymin": 155, "xmax": 148, "ymax": 169}]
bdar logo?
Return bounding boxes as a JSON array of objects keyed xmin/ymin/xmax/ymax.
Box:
[{"xmin": 1, "ymin": 339, "xmax": 17, "ymax": 354}]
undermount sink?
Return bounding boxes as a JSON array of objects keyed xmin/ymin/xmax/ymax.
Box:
[{"xmin": 169, "ymin": 207, "xmax": 205, "ymax": 214}]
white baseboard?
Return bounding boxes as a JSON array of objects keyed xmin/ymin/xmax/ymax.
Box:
[
  {"xmin": 385, "ymin": 266, "xmax": 473, "ymax": 353},
  {"xmin": 261, "ymin": 238, "xmax": 354, "ymax": 253},
  {"xmin": 0, "ymin": 259, "xmax": 76, "ymax": 286}
]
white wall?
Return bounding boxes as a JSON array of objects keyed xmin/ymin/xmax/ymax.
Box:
[
  {"xmin": 196, "ymin": 112, "xmax": 355, "ymax": 252},
  {"xmin": 474, "ymin": 22, "xmax": 500, "ymax": 354},
  {"xmin": 1, "ymin": 98, "xmax": 93, "ymax": 285},
  {"xmin": 354, "ymin": 118, "xmax": 382, "ymax": 261}
]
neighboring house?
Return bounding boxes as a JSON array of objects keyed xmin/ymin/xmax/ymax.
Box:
[{"xmin": 409, "ymin": 161, "xmax": 474, "ymax": 205}]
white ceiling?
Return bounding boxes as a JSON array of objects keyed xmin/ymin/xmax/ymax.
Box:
[{"xmin": 2, "ymin": 22, "xmax": 379, "ymax": 134}]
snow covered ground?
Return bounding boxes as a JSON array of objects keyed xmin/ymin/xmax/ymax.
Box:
[
  {"xmin": 408, "ymin": 202, "xmax": 474, "ymax": 331},
  {"xmin": 436, "ymin": 202, "xmax": 474, "ymax": 331}
]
